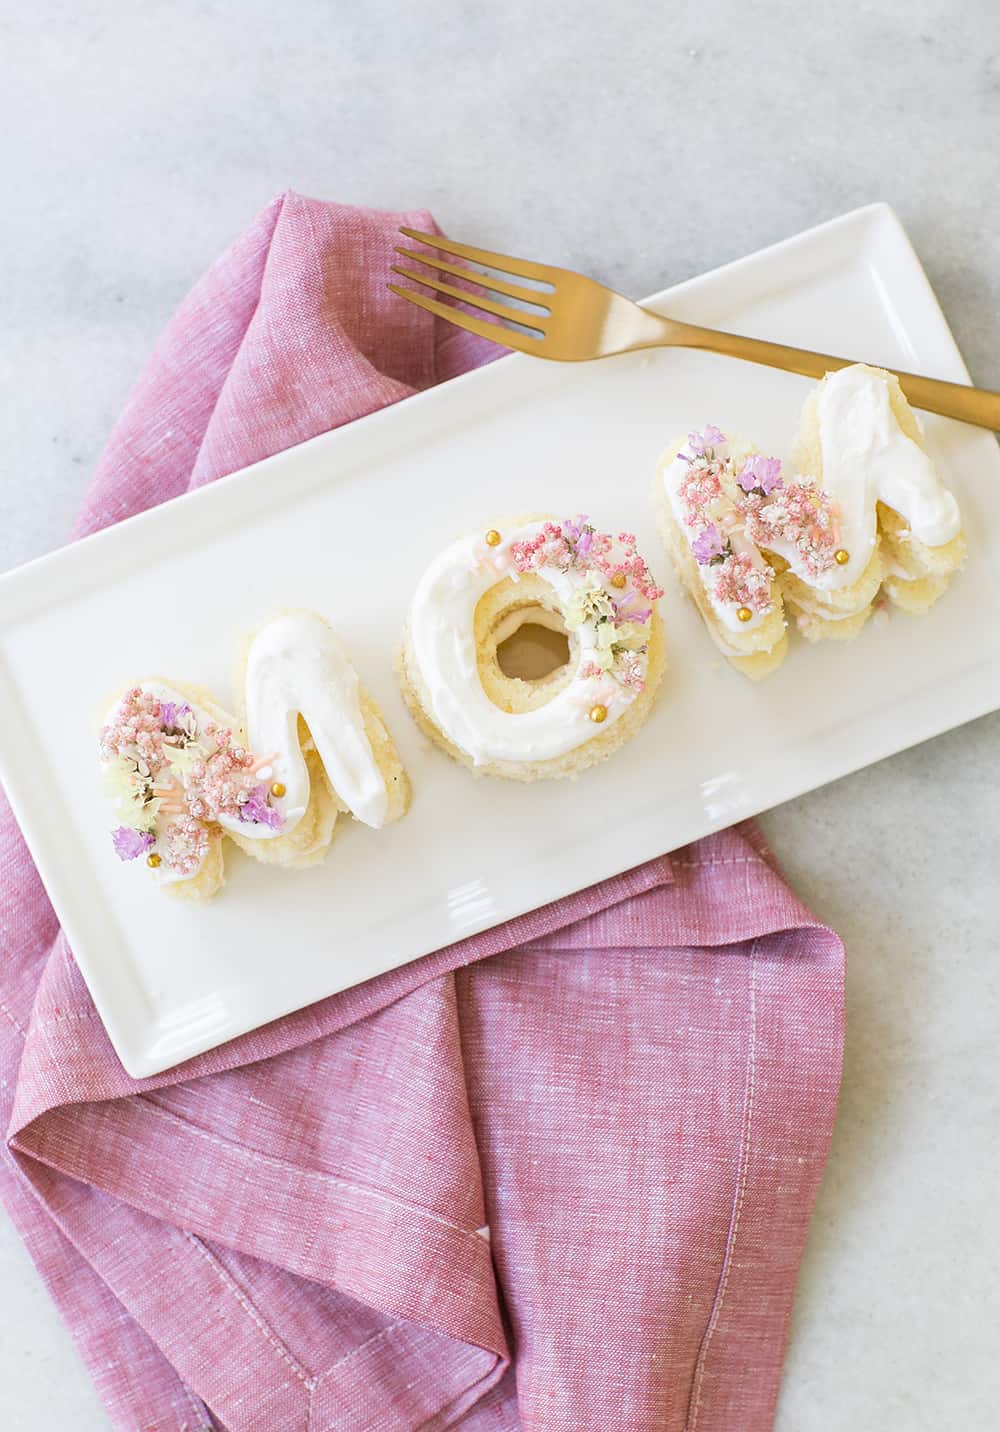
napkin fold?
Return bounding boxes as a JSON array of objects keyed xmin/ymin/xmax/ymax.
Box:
[{"xmin": 0, "ymin": 192, "xmax": 844, "ymax": 1432}]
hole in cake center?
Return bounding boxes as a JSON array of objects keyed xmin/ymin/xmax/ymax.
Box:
[{"xmin": 495, "ymin": 608, "xmax": 570, "ymax": 681}]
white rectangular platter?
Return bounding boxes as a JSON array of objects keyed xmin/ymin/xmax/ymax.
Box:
[{"xmin": 1, "ymin": 203, "xmax": 998, "ymax": 1077}]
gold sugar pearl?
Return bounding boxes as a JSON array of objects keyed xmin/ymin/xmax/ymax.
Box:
[
  {"xmin": 485, "ymin": 529, "xmax": 502, "ymax": 547},
  {"xmin": 610, "ymin": 572, "xmax": 627, "ymax": 589},
  {"xmin": 270, "ymin": 781, "xmax": 287, "ymax": 799},
  {"xmin": 589, "ymin": 704, "xmax": 608, "ymax": 724},
  {"xmin": 146, "ymin": 852, "xmax": 162, "ymax": 869},
  {"xmin": 737, "ymin": 606, "xmax": 753, "ymax": 623},
  {"xmin": 834, "ymin": 548, "xmax": 850, "ymax": 566}
]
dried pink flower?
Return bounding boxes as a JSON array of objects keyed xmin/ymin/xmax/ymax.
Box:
[
  {"xmin": 712, "ymin": 552, "xmax": 774, "ymax": 613},
  {"xmin": 101, "ymin": 685, "xmax": 283, "ymax": 882},
  {"xmin": 677, "ymin": 467, "xmax": 723, "ymax": 520},
  {"xmin": 746, "ymin": 479, "xmax": 838, "ymax": 578},
  {"xmin": 510, "ymin": 519, "xmax": 661, "ymax": 611}
]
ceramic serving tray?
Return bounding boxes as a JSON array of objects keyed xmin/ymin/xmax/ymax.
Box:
[{"xmin": 1, "ymin": 202, "xmax": 997, "ymax": 1077}]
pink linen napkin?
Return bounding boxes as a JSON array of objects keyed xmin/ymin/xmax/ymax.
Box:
[{"xmin": 0, "ymin": 192, "xmax": 844, "ymax": 1432}]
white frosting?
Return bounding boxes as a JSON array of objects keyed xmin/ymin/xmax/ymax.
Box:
[
  {"xmin": 661, "ymin": 439, "xmax": 775, "ymax": 635},
  {"xmin": 793, "ymin": 365, "xmax": 961, "ymax": 590},
  {"xmin": 103, "ymin": 614, "xmax": 387, "ymax": 885},
  {"xmin": 408, "ymin": 523, "xmax": 646, "ymax": 766},
  {"xmin": 240, "ymin": 612, "xmax": 387, "ymax": 834}
]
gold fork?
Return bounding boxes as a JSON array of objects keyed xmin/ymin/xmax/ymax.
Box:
[{"xmin": 389, "ymin": 228, "xmax": 1000, "ymax": 431}]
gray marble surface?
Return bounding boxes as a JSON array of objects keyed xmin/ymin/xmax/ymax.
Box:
[{"xmin": 1, "ymin": 2, "xmax": 998, "ymax": 1428}]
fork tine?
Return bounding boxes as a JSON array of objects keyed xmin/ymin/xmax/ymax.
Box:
[
  {"xmin": 387, "ymin": 283, "xmax": 542, "ymax": 354},
  {"xmin": 394, "ymin": 246, "xmax": 548, "ymax": 309},
  {"xmin": 399, "ymin": 227, "xmax": 557, "ymax": 289},
  {"xmin": 390, "ymin": 265, "xmax": 547, "ymax": 332}
]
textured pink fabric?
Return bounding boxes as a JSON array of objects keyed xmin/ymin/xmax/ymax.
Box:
[{"xmin": 0, "ymin": 193, "xmax": 844, "ymax": 1432}]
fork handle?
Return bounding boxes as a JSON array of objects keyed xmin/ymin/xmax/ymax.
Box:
[{"xmin": 659, "ymin": 318, "xmax": 1000, "ymax": 431}]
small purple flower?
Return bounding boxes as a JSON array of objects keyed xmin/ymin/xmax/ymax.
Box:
[
  {"xmin": 737, "ymin": 454, "xmax": 783, "ymax": 495},
  {"xmin": 240, "ymin": 783, "xmax": 284, "ymax": 830},
  {"xmin": 687, "ymin": 424, "xmax": 726, "ymax": 456},
  {"xmin": 691, "ymin": 524, "xmax": 726, "ymax": 565},
  {"xmin": 112, "ymin": 827, "xmax": 155, "ymax": 862},
  {"xmin": 160, "ymin": 700, "xmax": 191, "ymax": 730},
  {"xmin": 614, "ymin": 595, "xmax": 653, "ymax": 625}
]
